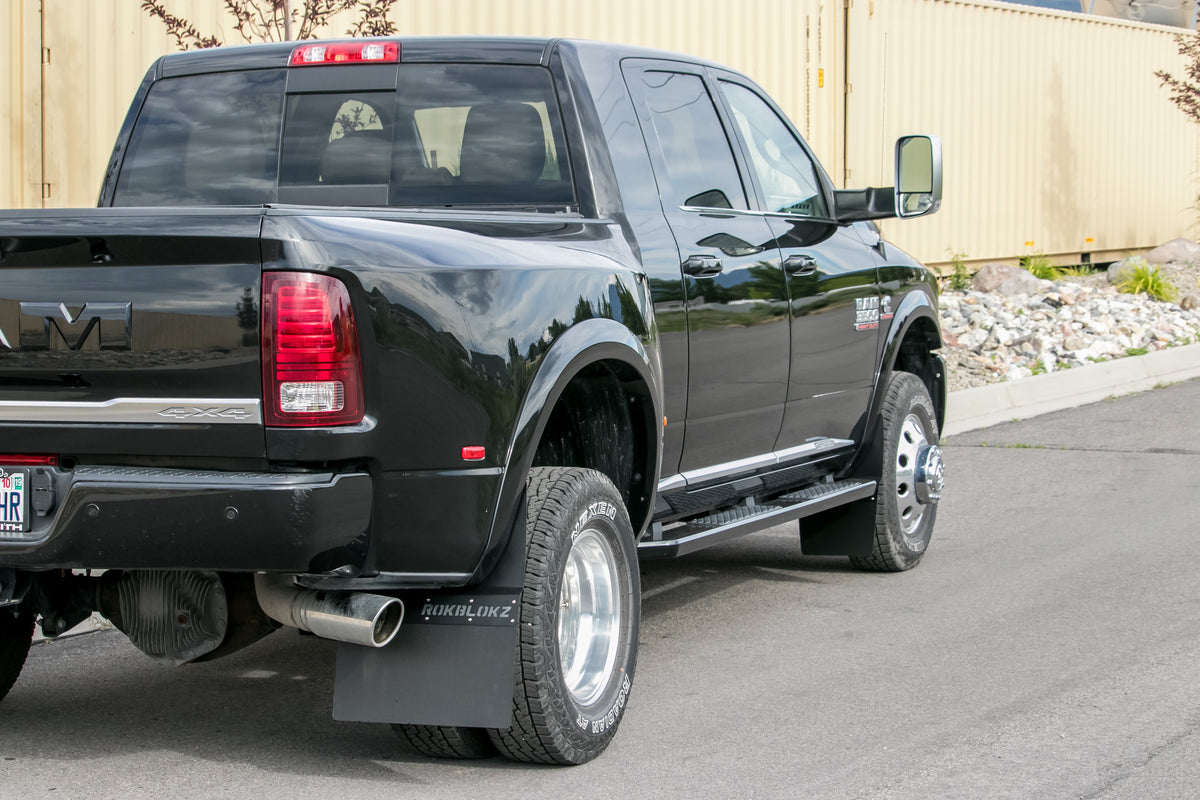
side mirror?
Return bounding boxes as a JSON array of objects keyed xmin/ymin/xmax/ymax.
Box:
[{"xmin": 895, "ymin": 135, "xmax": 942, "ymax": 218}]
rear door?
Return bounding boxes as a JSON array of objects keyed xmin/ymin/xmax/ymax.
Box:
[{"xmin": 0, "ymin": 209, "xmax": 266, "ymax": 461}]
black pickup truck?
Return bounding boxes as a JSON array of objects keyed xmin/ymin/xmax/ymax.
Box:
[{"xmin": 0, "ymin": 37, "xmax": 945, "ymax": 765}]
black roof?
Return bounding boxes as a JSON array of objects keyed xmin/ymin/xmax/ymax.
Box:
[{"xmin": 157, "ymin": 35, "xmax": 726, "ymax": 78}]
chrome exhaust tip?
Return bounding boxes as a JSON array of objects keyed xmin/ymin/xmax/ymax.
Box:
[{"xmin": 254, "ymin": 574, "xmax": 404, "ymax": 648}]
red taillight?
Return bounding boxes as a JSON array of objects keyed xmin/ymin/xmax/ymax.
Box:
[
  {"xmin": 262, "ymin": 272, "xmax": 364, "ymax": 427},
  {"xmin": 0, "ymin": 455, "xmax": 57, "ymax": 466},
  {"xmin": 289, "ymin": 41, "xmax": 399, "ymax": 66}
]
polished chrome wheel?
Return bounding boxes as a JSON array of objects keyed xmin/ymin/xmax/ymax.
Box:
[
  {"xmin": 895, "ymin": 413, "xmax": 933, "ymax": 541},
  {"xmin": 557, "ymin": 527, "xmax": 622, "ymax": 707}
]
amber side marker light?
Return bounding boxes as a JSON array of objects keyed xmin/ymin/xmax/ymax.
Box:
[{"xmin": 289, "ymin": 42, "xmax": 399, "ymax": 66}]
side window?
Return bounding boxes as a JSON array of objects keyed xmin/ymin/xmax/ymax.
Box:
[
  {"xmin": 637, "ymin": 71, "xmax": 747, "ymax": 211},
  {"xmin": 719, "ymin": 81, "xmax": 827, "ymax": 217}
]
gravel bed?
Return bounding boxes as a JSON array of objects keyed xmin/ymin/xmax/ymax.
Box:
[{"xmin": 938, "ymin": 264, "xmax": 1200, "ymax": 392}]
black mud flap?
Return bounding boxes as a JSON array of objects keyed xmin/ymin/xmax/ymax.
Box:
[
  {"xmin": 333, "ymin": 506, "xmax": 524, "ymax": 729},
  {"xmin": 799, "ymin": 494, "xmax": 878, "ymax": 556}
]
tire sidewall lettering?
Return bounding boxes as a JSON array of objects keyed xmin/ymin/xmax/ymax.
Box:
[
  {"xmin": 573, "ymin": 671, "xmax": 632, "ymax": 736},
  {"xmin": 558, "ymin": 493, "xmax": 636, "ymax": 741}
]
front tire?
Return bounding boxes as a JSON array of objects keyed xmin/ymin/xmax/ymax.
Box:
[
  {"xmin": 851, "ymin": 372, "xmax": 942, "ymax": 572},
  {"xmin": 489, "ymin": 467, "xmax": 640, "ymax": 765},
  {"xmin": 0, "ymin": 608, "xmax": 34, "ymax": 702}
]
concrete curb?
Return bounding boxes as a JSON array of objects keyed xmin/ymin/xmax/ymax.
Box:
[{"xmin": 943, "ymin": 342, "xmax": 1200, "ymax": 437}]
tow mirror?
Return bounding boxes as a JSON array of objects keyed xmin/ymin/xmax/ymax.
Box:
[{"xmin": 895, "ymin": 135, "xmax": 942, "ymax": 218}]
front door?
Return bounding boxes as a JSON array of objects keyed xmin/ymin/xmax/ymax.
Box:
[
  {"xmin": 624, "ymin": 63, "xmax": 790, "ymax": 474},
  {"xmin": 715, "ymin": 77, "xmax": 881, "ymax": 448}
]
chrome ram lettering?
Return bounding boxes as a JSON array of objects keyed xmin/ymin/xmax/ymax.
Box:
[{"xmin": 0, "ymin": 302, "xmax": 133, "ymax": 351}]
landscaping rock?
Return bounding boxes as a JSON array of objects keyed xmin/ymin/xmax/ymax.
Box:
[
  {"xmin": 972, "ymin": 262, "xmax": 1040, "ymax": 295},
  {"xmin": 1107, "ymin": 257, "xmax": 1141, "ymax": 284},
  {"xmin": 1145, "ymin": 237, "xmax": 1200, "ymax": 266},
  {"xmin": 940, "ymin": 269, "xmax": 1200, "ymax": 392}
]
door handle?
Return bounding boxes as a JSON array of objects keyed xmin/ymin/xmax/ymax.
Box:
[
  {"xmin": 682, "ymin": 254, "xmax": 724, "ymax": 278},
  {"xmin": 783, "ymin": 254, "xmax": 818, "ymax": 276}
]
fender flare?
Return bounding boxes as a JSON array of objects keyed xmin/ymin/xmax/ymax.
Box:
[
  {"xmin": 851, "ymin": 289, "xmax": 944, "ymax": 478},
  {"xmin": 470, "ymin": 317, "xmax": 663, "ymax": 582}
]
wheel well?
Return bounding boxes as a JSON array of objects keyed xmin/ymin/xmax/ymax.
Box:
[
  {"xmin": 531, "ymin": 360, "xmax": 655, "ymax": 531},
  {"xmin": 893, "ymin": 316, "xmax": 945, "ymax": 429}
]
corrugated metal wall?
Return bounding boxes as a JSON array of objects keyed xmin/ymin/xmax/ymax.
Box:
[
  {"xmin": 3, "ymin": 0, "xmax": 1199, "ymax": 267},
  {"xmin": 24, "ymin": 0, "xmax": 838, "ymax": 210},
  {"xmin": 1, "ymin": 1, "xmax": 41, "ymax": 210},
  {"xmin": 848, "ymin": 0, "xmax": 1199, "ymax": 265}
]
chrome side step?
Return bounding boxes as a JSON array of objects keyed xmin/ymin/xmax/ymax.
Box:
[{"xmin": 638, "ymin": 479, "xmax": 877, "ymax": 560}]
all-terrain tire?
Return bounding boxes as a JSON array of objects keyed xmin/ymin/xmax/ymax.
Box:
[
  {"xmin": 391, "ymin": 724, "xmax": 496, "ymax": 759},
  {"xmin": 0, "ymin": 609, "xmax": 34, "ymax": 702},
  {"xmin": 488, "ymin": 467, "xmax": 640, "ymax": 765},
  {"xmin": 850, "ymin": 371, "xmax": 940, "ymax": 572}
]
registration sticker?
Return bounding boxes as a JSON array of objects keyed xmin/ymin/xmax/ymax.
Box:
[{"xmin": 0, "ymin": 469, "xmax": 28, "ymax": 533}]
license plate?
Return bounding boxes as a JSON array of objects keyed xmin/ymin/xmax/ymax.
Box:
[{"xmin": 0, "ymin": 468, "xmax": 28, "ymax": 533}]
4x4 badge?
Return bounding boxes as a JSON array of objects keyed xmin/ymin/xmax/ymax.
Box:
[{"xmin": 157, "ymin": 407, "xmax": 255, "ymax": 421}]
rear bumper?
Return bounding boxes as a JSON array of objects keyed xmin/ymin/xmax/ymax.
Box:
[{"xmin": 0, "ymin": 466, "xmax": 372, "ymax": 572}]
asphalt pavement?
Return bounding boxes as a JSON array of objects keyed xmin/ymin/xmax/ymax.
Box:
[{"xmin": 3, "ymin": 379, "xmax": 1200, "ymax": 799}]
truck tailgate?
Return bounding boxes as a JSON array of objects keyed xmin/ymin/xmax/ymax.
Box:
[{"xmin": 0, "ymin": 208, "xmax": 266, "ymax": 460}]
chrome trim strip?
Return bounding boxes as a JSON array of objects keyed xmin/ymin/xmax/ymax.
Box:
[
  {"xmin": 0, "ymin": 397, "xmax": 262, "ymax": 425},
  {"xmin": 679, "ymin": 205, "xmax": 765, "ymax": 218},
  {"xmin": 657, "ymin": 474, "xmax": 686, "ymax": 493},
  {"xmin": 657, "ymin": 438, "xmax": 856, "ymax": 494},
  {"xmin": 681, "ymin": 453, "xmax": 779, "ymax": 486},
  {"xmin": 678, "ymin": 205, "xmax": 839, "ymax": 225}
]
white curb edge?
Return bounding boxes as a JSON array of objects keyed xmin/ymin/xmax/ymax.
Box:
[{"xmin": 943, "ymin": 342, "xmax": 1200, "ymax": 437}]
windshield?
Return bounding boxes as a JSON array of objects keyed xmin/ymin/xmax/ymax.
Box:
[{"xmin": 113, "ymin": 64, "xmax": 575, "ymax": 209}]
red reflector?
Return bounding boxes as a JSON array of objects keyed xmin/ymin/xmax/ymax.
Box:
[
  {"xmin": 290, "ymin": 41, "xmax": 399, "ymax": 66},
  {"xmin": 262, "ymin": 272, "xmax": 364, "ymax": 427},
  {"xmin": 0, "ymin": 455, "xmax": 57, "ymax": 466},
  {"xmin": 461, "ymin": 446, "xmax": 486, "ymax": 461}
]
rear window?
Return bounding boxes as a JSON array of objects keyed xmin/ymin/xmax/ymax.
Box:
[
  {"xmin": 113, "ymin": 64, "xmax": 574, "ymax": 209},
  {"xmin": 114, "ymin": 70, "xmax": 286, "ymax": 206}
]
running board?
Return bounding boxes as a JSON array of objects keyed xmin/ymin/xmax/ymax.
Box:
[{"xmin": 638, "ymin": 479, "xmax": 877, "ymax": 560}]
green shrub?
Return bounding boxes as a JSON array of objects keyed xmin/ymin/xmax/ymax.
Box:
[
  {"xmin": 1057, "ymin": 264, "xmax": 1093, "ymax": 279},
  {"xmin": 946, "ymin": 249, "xmax": 972, "ymax": 292},
  {"xmin": 1115, "ymin": 258, "xmax": 1179, "ymax": 303},
  {"xmin": 1019, "ymin": 253, "xmax": 1062, "ymax": 281}
]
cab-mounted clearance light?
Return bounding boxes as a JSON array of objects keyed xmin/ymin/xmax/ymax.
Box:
[{"xmin": 289, "ymin": 42, "xmax": 399, "ymax": 66}]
